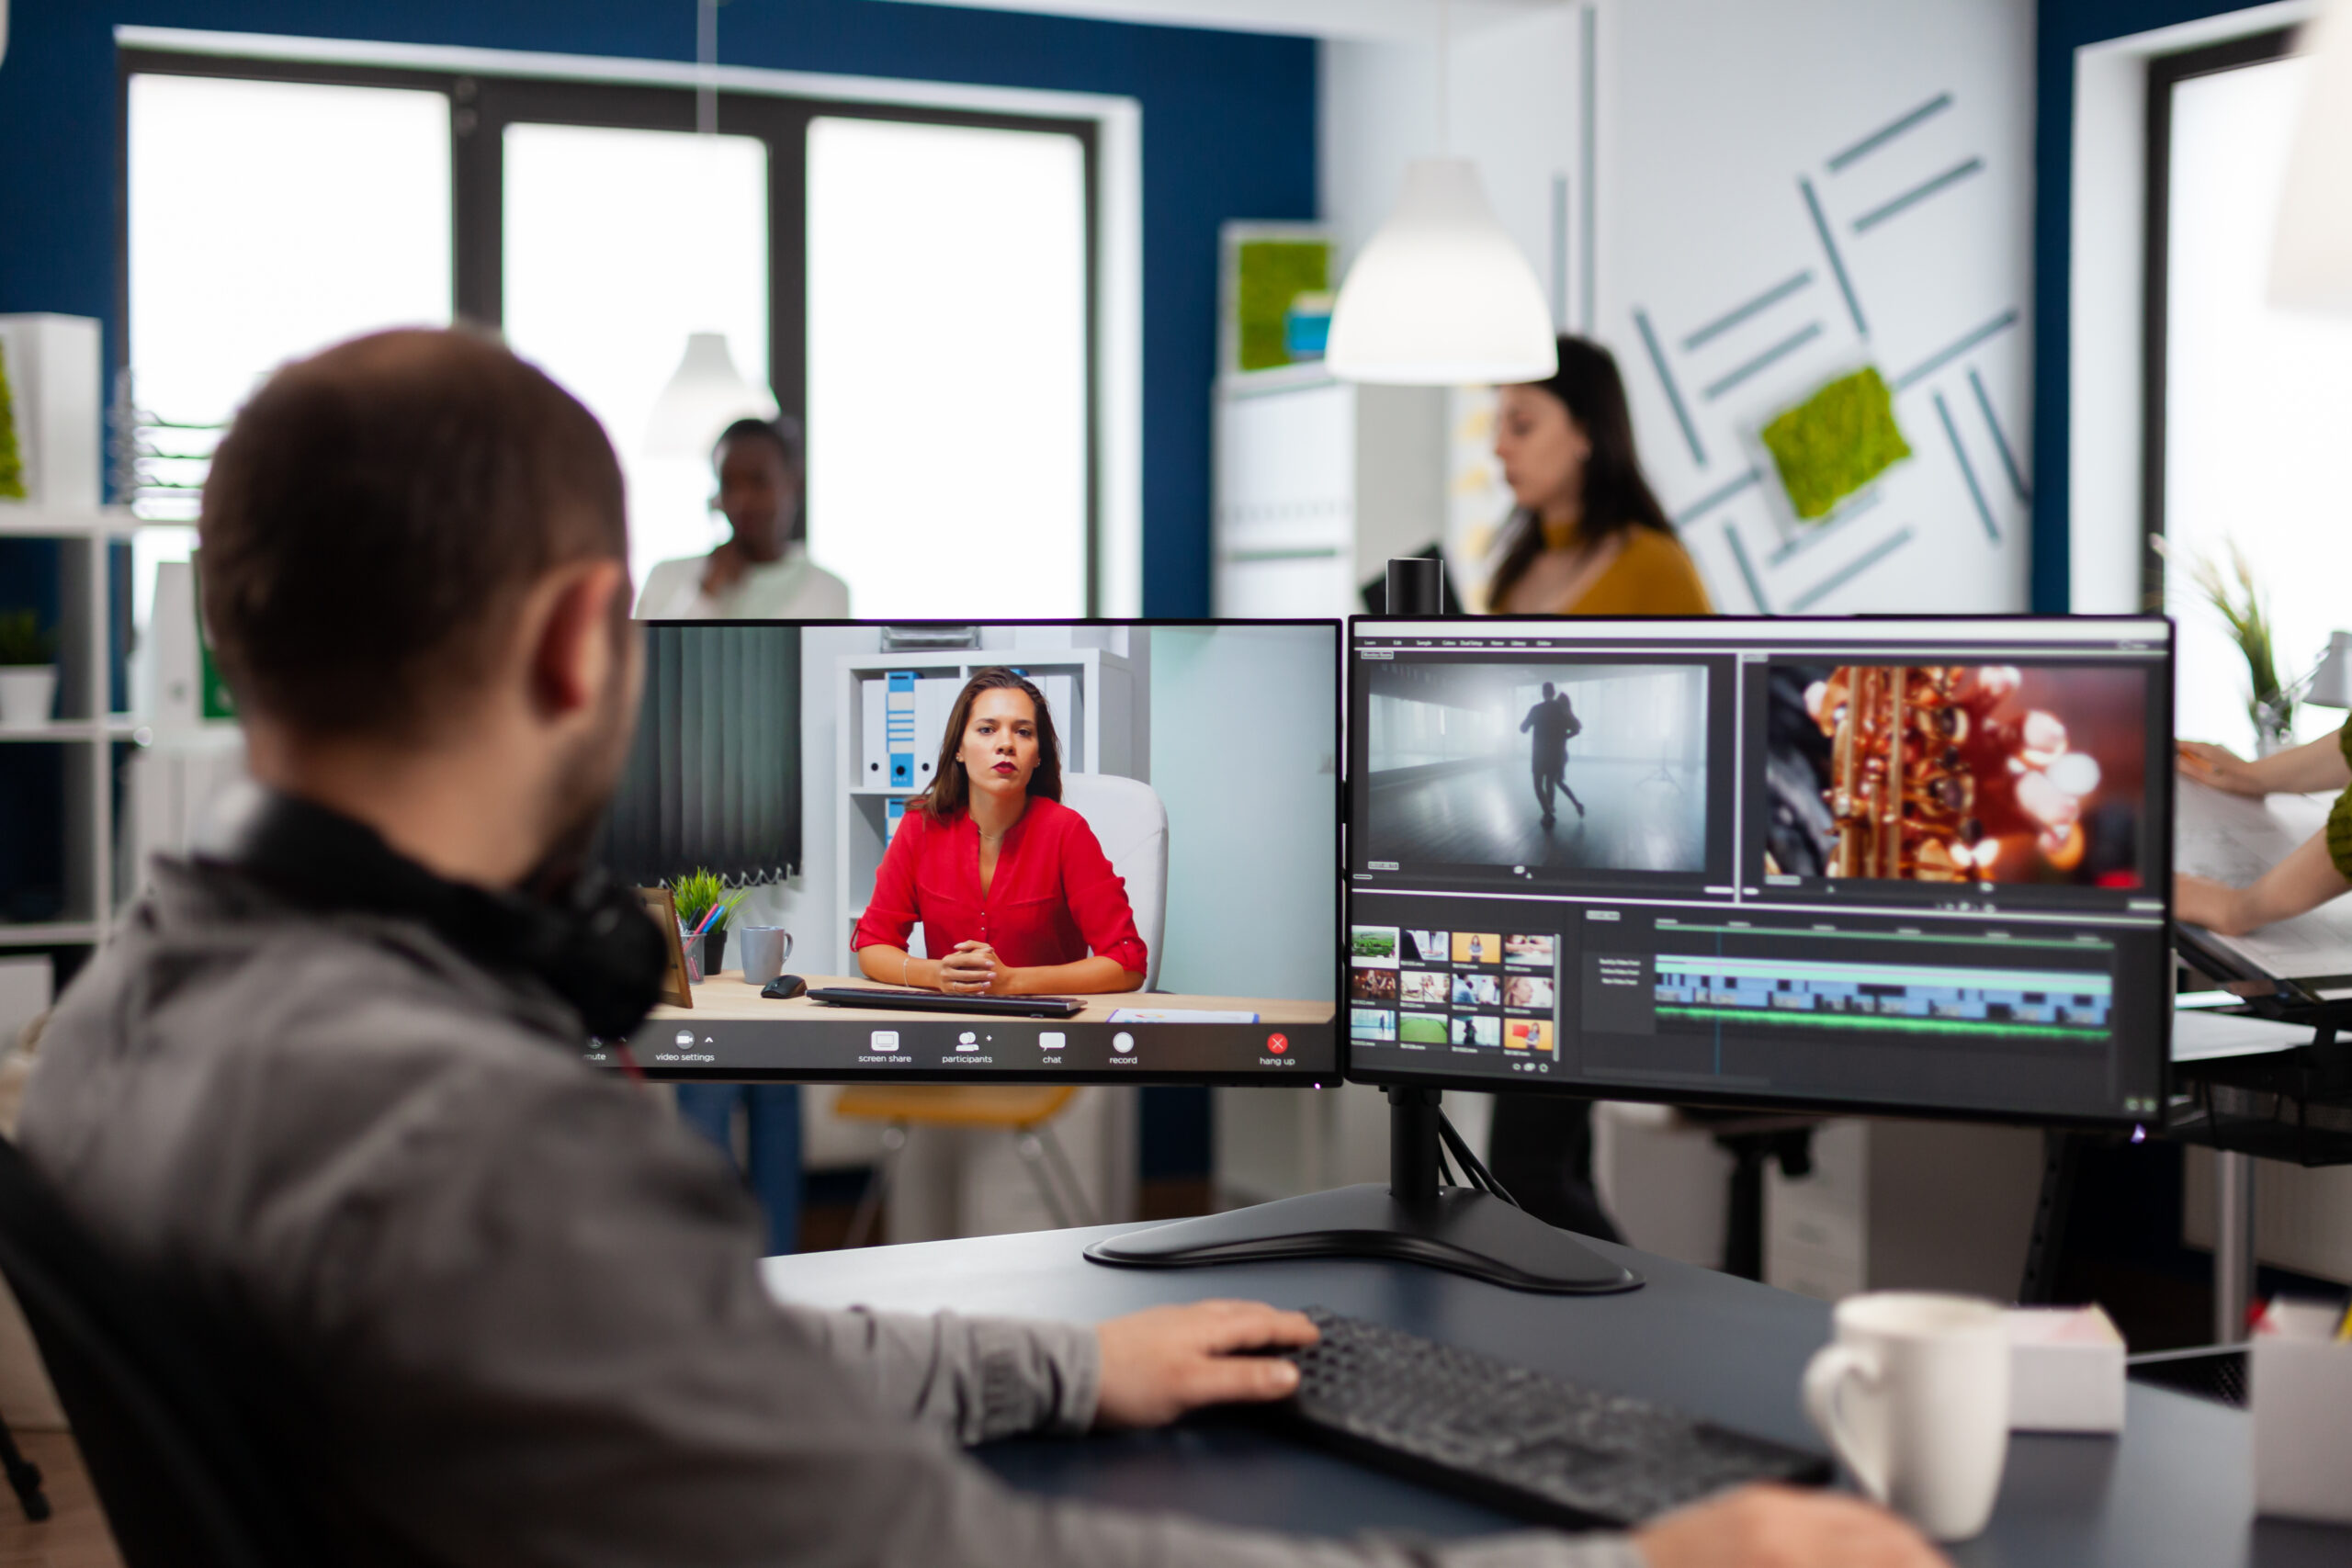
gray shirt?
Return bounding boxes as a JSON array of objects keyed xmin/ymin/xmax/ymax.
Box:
[{"xmin": 22, "ymin": 858, "xmax": 1640, "ymax": 1568}]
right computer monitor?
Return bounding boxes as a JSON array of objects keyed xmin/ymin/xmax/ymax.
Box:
[{"xmin": 1347, "ymin": 615, "xmax": 2173, "ymax": 1124}]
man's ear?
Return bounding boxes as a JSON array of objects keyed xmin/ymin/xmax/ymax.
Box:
[{"xmin": 529, "ymin": 558, "xmax": 633, "ymax": 719}]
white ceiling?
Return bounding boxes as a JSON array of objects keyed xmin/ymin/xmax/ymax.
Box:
[{"xmin": 868, "ymin": 0, "xmax": 1570, "ymax": 45}]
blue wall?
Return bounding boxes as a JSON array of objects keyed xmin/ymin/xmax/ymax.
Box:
[
  {"xmin": 0, "ymin": 0, "xmax": 1320, "ymax": 616},
  {"xmin": 2030, "ymin": 0, "xmax": 2278, "ymax": 612}
]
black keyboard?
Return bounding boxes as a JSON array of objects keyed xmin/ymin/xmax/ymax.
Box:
[
  {"xmin": 1272, "ymin": 1308, "xmax": 1828, "ymax": 1529},
  {"xmin": 805, "ymin": 986, "xmax": 1087, "ymax": 1019}
]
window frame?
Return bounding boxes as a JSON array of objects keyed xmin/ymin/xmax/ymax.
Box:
[
  {"xmin": 116, "ymin": 48, "xmax": 1105, "ymax": 612},
  {"xmin": 2138, "ymin": 26, "xmax": 2297, "ymax": 611}
]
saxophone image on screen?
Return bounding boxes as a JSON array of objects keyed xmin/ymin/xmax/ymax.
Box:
[{"xmin": 1795, "ymin": 663, "xmax": 2140, "ymax": 886}]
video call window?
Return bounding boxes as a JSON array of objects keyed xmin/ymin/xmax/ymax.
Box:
[{"xmin": 609, "ymin": 620, "xmax": 1340, "ymax": 1082}]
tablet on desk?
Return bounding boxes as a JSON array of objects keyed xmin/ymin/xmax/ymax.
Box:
[{"xmin": 2176, "ymin": 778, "xmax": 2352, "ymax": 989}]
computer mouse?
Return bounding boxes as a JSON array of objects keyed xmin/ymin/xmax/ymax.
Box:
[{"xmin": 762, "ymin": 975, "xmax": 808, "ymax": 999}]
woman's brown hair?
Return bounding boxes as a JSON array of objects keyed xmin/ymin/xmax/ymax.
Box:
[
  {"xmin": 1485, "ymin": 334, "xmax": 1678, "ymax": 614},
  {"xmin": 915, "ymin": 667, "xmax": 1063, "ymax": 819}
]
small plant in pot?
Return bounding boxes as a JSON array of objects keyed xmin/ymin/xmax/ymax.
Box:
[
  {"xmin": 670, "ymin": 868, "xmax": 745, "ymax": 981},
  {"xmin": 0, "ymin": 610, "xmax": 58, "ymax": 731}
]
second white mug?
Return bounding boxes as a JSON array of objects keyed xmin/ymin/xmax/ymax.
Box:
[{"xmin": 1803, "ymin": 1291, "xmax": 2010, "ymax": 1541}]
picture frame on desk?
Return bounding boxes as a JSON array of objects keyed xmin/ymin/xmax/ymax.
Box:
[{"xmin": 636, "ymin": 886, "xmax": 694, "ymax": 1009}]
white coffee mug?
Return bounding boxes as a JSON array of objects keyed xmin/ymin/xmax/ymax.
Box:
[
  {"xmin": 738, "ymin": 926, "xmax": 794, "ymax": 987},
  {"xmin": 1803, "ymin": 1292, "xmax": 2010, "ymax": 1541}
]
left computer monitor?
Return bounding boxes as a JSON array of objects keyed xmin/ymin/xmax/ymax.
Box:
[{"xmin": 590, "ymin": 619, "xmax": 1341, "ymax": 1084}]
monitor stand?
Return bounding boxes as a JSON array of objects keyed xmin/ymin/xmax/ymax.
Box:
[{"xmin": 1083, "ymin": 1088, "xmax": 1643, "ymax": 1294}]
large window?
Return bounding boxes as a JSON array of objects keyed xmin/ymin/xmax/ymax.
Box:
[
  {"xmin": 121, "ymin": 51, "xmax": 1102, "ymax": 617},
  {"xmin": 502, "ymin": 123, "xmax": 771, "ymax": 590},
  {"xmin": 124, "ymin": 71, "xmax": 452, "ymax": 618},
  {"xmin": 807, "ymin": 117, "xmax": 1090, "ymax": 619},
  {"xmin": 2148, "ymin": 31, "xmax": 2352, "ymax": 752}
]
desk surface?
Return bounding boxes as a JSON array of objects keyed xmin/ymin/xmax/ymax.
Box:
[
  {"xmin": 763, "ymin": 1221, "xmax": 2349, "ymax": 1567},
  {"xmin": 654, "ymin": 972, "xmax": 1334, "ymax": 1026}
]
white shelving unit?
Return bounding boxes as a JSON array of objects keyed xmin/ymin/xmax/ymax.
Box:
[
  {"xmin": 1211, "ymin": 368, "xmax": 1446, "ymax": 617},
  {"xmin": 832, "ymin": 646, "xmax": 1140, "ymax": 961},
  {"xmin": 0, "ymin": 502, "xmax": 144, "ymax": 951}
]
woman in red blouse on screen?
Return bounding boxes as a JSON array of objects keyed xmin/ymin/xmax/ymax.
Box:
[{"xmin": 853, "ymin": 668, "xmax": 1148, "ymax": 996}]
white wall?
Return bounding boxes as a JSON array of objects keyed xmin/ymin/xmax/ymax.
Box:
[
  {"xmin": 1320, "ymin": 0, "xmax": 2040, "ymax": 618},
  {"xmin": 1597, "ymin": 0, "xmax": 2036, "ymax": 616},
  {"xmin": 1148, "ymin": 625, "xmax": 1337, "ymax": 998}
]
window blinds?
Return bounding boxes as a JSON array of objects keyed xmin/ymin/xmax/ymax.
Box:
[{"xmin": 597, "ymin": 624, "xmax": 800, "ymax": 888}]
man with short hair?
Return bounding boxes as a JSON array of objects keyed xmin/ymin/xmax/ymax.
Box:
[{"xmin": 22, "ymin": 330, "xmax": 1940, "ymax": 1568}]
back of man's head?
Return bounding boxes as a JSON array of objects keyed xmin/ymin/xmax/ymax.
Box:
[{"xmin": 199, "ymin": 330, "xmax": 626, "ymax": 741}]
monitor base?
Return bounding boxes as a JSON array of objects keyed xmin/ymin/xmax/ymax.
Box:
[{"xmin": 1082, "ymin": 1183, "xmax": 1643, "ymax": 1294}]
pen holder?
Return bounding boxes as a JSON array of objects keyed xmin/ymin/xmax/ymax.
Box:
[{"xmin": 2251, "ymin": 1301, "xmax": 2352, "ymax": 1523}]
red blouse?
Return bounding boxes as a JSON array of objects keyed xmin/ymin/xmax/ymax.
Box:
[{"xmin": 853, "ymin": 795, "xmax": 1149, "ymax": 977}]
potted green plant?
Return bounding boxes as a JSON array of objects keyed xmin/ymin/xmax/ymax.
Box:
[
  {"xmin": 0, "ymin": 610, "xmax": 57, "ymax": 730},
  {"xmin": 670, "ymin": 867, "xmax": 745, "ymax": 980},
  {"xmin": 2176, "ymin": 539, "xmax": 2294, "ymax": 754}
]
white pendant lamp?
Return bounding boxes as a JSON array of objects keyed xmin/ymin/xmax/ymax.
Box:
[
  {"xmin": 1325, "ymin": 0, "xmax": 1556, "ymax": 386},
  {"xmin": 1326, "ymin": 157, "xmax": 1558, "ymax": 384},
  {"xmin": 645, "ymin": 331, "xmax": 776, "ymax": 457},
  {"xmin": 2272, "ymin": 0, "xmax": 2352, "ymax": 312},
  {"xmin": 642, "ymin": 4, "xmax": 775, "ymax": 458}
]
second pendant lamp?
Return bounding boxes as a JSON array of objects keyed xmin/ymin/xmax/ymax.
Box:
[
  {"xmin": 1326, "ymin": 0, "xmax": 1558, "ymax": 387},
  {"xmin": 1325, "ymin": 157, "xmax": 1558, "ymax": 385}
]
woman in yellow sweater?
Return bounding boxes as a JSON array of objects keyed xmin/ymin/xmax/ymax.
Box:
[
  {"xmin": 1484, "ymin": 335, "xmax": 1712, "ymax": 616},
  {"xmin": 1482, "ymin": 336, "xmax": 1708, "ymax": 1246}
]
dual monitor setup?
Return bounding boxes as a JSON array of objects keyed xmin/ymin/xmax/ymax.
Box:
[{"xmin": 594, "ymin": 608, "xmax": 2175, "ymax": 1292}]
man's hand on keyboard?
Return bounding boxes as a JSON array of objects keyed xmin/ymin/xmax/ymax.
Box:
[
  {"xmin": 1633, "ymin": 1485, "xmax": 1947, "ymax": 1568},
  {"xmin": 1094, "ymin": 1300, "xmax": 1320, "ymax": 1428}
]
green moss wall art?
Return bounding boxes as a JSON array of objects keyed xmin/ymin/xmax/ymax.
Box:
[
  {"xmin": 1235, "ymin": 240, "xmax": 1330, "ymax": 373},
  {"xmin": 0, "ymin": 341, "xmax": 26, "ymax": 501},
  {"xmin": 1759, "ymin": 366, "xmax": 1910, "ymax": 523}
]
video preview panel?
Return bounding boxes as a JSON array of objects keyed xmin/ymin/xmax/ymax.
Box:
[
  {"xmin": 1354, "ymin": 650, "xmax": 1736, "ymax": 894},
  {"xmin": 1759, "ymin": 661, "xmax": 2150, "ymax": 888},
  {"xmin": 1348, "ymin": 618, "xmax": 2172, "ymax": 1124},
  {"xmin": 595, "ymin": 620, "xmax": 1340, "ymax": 1083}
]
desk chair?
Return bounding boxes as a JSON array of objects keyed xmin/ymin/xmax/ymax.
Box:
[
  {"xmin": 1058, "ymin": 773, "xmax": 1168, "ymax": 990},
  {"xmin": 0, "ymin": 1135, "xmax": 326, "ymax": 1568},
  {"xmin": 835, "ymin": 1085, "xmax": 1093, "ymax": 1246}
]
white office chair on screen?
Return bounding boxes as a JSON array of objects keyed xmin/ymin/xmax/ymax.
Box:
[{"xmin": 1058, "ymin": 773, "xmax": 1169, "ymax": 990}]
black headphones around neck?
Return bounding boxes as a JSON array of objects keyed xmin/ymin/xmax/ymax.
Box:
[{"xmin": 203, "ymin": 789, "xmax": 667, "ymax": 1042}]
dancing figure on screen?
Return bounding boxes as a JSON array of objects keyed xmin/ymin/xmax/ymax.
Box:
[
  {"xmin": 854, "ymin": 668, "xmax": 1148, "ymax": 997},
  {"xmin": 1520, "ymin": 682, "xmax": 1584, "ymax": 826}
]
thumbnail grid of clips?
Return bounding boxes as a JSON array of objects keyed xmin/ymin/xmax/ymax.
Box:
[{"xmin": 1350, "ymin": 925, "xmax": 1559, "ymax": 1055}]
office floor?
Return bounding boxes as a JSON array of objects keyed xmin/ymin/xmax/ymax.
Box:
[
  {"xmin": 1363, "ymin": 759, "xmax": 1706, "ymax": 873},
  {"xmin": 0, "ymin": 1431, "xmax": 118, "ymax": 1568}
]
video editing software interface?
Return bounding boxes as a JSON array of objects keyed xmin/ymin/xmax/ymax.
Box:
[
  {"xmin": 596, "ymin": 620, "xmax": 1340, "ymax": 1082},
  {"xmin": 1347, "ymin": 618, "xmax": 2172, "ymax": 1122}
]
